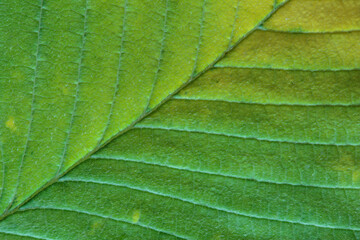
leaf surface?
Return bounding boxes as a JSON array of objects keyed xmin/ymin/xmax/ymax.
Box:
[
  {"xmin": 0, "ymin": 0, "xmax": 280, "ymax": 214},
  {"xmin": 1, "ymin": 0, "xmax": 360, "ymax": 239}
]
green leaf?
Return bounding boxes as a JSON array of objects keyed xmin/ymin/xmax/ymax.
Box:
[
  {"xmin": 0, "ymin": 0, "xmax": 359, "ymax": 239},
  {"xmin": 0, "ymin": 0, "xmax": 278, "ymax": 213}
]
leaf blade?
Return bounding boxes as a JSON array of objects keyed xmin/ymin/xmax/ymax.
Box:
[
  {"xmin": 0, "ymin": 0, "xmax": 284, "ymax": 214},
  {"xmin": 2, "ymin": 0, "xmax": 360, "ymax": 239}
]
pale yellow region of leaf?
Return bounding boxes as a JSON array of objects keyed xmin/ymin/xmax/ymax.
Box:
[
  {"xmin": 59, "ymin": 83, "xmax": 71, "ymax": 96},
  {"xmin": 212, "ymin": 233, "xmax": 225, "ymax": 240},
  {"xmin": 228, "ymin": 0, "xmax": 274, "ymax": 45},
  {"xmin": 53, "ymin": 70, "xmax": 73, "ymax": 96},
  {"xmin": 88, "ymin": 219, "xmax": 105, "ymax": 236},
  {"xmin": 333, "ymin": 154, "xmax": 360, "ymax": 184},
  {"xmin": 132, "ymin": 209, "xmax": 141, "ymax": 223},
  {"xmin": 353, "ymin": 170, "xmax": 360, "ymax": 183},
  {"xmin": 218, "ymin": 30, "xmax": 360, "ymax": 70},
  {"xmin": 5, "ymin": 117, "xmax": 17, "ymax": 132},
  {"xmin": 148, "ymin": 0, "xmax": 277, "ymax": 109},
  {"xmin": 10, "ymin": 69, "xmax": 25, "ymax": 82},
  {"xmin": 276, "ymin": 0, "xmax": 287, "ymax": 5},
  {"xmin": 264, "ymin": 0, "xmax": 360, "ymax": 32}
]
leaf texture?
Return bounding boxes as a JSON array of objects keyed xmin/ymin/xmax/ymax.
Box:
[
  {"xmin": 0, "ymin": 0, "xmax": 360, "ymax": 239},
  {"xmin": 263, "ymin": 0, "xmax": 360, "ymax": 33},
  {"xmin": 0, "ymin": 0, "xmax": 281, "ymax": 214}
]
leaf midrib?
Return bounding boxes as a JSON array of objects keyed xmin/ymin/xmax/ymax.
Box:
[{"xmin": 0, "ymin": 0, "xmax": 291, "ymax": 222}]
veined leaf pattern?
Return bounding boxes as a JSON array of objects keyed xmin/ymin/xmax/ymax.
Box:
[{"xmin": 0, "ymin": 0, "xmax": 359, "ymax": 239}]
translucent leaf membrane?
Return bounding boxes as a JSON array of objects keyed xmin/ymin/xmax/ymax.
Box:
[
  {"xmin": 263, "ymin": 0, "xmax": 360, "ymax": 32},
  {"xmin": 0, "ymin": 0, "xmax": 277, "ymax": 214}
]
